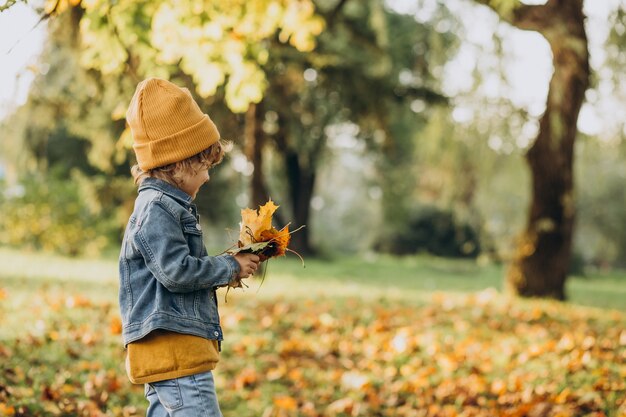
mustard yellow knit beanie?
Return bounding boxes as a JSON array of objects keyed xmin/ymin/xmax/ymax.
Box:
[{"xmin": 126, "ymin": 78, "xmax": 221, "ymax": 171}]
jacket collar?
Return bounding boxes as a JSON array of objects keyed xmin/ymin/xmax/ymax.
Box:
[{"xmin": 138, "ymin": 177, "xmax": 193, "ymax": 206}]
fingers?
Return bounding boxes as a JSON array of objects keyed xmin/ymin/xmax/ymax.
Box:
[
  {"xmin": 232, "ymin": 253, "xmax": 262, "ymax": 279},
  {"xmin": 249, "ymin": 259, "xmax": 260, "ymax": 273},
  {"xmin": 239, "ymin": 260, "xmax": 257, "ymax": 278},
  {"xmin": 246, "ymin": 253, "xmax": 261, "ymax": 264},
  {"xmin": 245, "ymin": 254, "xmax": 260, "ymax": 276}
]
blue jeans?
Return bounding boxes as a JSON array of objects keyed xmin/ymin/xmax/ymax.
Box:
[{"xmin": 145, "ymin": 371, "xmax": 223, "ymax": 417}]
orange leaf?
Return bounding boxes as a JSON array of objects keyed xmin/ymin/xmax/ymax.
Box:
[
  {"xmin": 234, "ymin": 368, "xmax": 258, "ymax": 390},
  {"xmin": 65, "ymin": 295, "xmax": 92, "ymax": 309},
  {"xmin": 273, "ymin": 395, "xmax": 298, "ymax": 410},
  {"xmin": 259, "ymin": 224, "xmax": 291, "ymax": 258},
  {"xmin": 109, "ymin": 315, "xmax": 122, "ymax": 335},
  {"xmin": 0, "ymin": 404, "xmax": 16, "ymax": 417}
]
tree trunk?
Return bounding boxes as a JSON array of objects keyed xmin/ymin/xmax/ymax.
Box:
[
  {"xmin": 271, "ymin": 119, "xmax": 316, "ymax": 256},
  {"xmin": 244, "ymin": 102, "xmax": 271, "ymax": 209},
  {"xmin": 284, "ymin": 150, "xmax": 315, "ymax": 256},
  {"xmin": 246, "ymin": 102, "xmax": 315, "ymax": 255},
  {"xmin": 504, "ymin": 0, "xmax": 590, "ymax": 299}
]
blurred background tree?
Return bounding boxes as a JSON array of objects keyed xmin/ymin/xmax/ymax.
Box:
[
  {"xmin": 0, "ymin": 6, "xmax": 136, "ymax": 255},
  {"xmin": 0, "ymin": 0, "xmax": 625, "ymax": 299},
  {"xmin": 474, "ymin": 0, "xmax": 590, "ymax": 300}
]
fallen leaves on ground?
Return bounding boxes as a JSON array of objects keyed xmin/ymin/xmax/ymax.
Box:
[
  {"xmin": 217, "ymin": 291, "xmax": 626, "ymax": 417},
  {"xmin": 0, "ymin": 282, "xmax": 624, "ymax": 417}
]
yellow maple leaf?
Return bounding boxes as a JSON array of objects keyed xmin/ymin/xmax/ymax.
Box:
[{"xmin": 238, "ymin": 199, "xmax": 279, "ymax": 245}]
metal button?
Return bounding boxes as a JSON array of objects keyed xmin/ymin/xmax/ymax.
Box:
[
  {"xmin": 196, "ymin": 224, "xmax": 202, "ymax": 231},
  {"xmin": 188, "ymin": 207, "xmax": 193, "ymax": 213},
  {"xmin": 214, "ymin": 331, "xmax": 219, "ymax": 337}
]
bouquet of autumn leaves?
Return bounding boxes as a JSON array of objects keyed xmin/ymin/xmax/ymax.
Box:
[{"xmin": 226, "ymin": 200, "xmax": 303, "ymax": 290}]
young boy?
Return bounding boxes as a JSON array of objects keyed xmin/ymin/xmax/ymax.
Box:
[{"xmin": 120, "ymin": 77, "xmax": 260, "ymax": 416}]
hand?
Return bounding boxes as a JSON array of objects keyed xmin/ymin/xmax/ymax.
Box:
[{"xmin": 233, "ymin": 253, "xmax": 260, "ymax": 279}]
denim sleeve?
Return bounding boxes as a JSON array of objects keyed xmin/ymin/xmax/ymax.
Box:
[{"xmin": 134, "ymin": 201, "xmax": 240, "ymax": 293}]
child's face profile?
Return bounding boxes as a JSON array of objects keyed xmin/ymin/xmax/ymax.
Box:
[{"xmin": 180, "ymin": 168, "xmax": 210, "ymax": 200}]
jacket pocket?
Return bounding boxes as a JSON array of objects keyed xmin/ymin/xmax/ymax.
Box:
[{"xmin": 182, "ymin": 221, "xmax": 204, "ymax": 258}]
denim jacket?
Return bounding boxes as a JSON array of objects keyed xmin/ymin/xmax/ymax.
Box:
[{"xmin": 119, "ymin": 177, "xmax": 240, "ymax": 347}]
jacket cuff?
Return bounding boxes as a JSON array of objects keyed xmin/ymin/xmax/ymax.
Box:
[{"xmin": 218, "ymin": 255, "xmax": 240, "ymax": 286}]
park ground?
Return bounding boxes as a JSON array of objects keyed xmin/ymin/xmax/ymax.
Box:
[{"xmin": 0, "ymin": 248, "xmax": 624, "ymax": 417}]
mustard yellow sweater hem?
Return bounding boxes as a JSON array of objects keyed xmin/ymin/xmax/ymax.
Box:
[
  {"xmin": 128, "ymin": 361, "xmax": 218, "ymax": 385},
  {"xmin": 125, "ymin": 330, "xmax": 220, "ymax": 385}
]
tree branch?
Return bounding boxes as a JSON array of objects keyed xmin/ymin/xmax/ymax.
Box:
[
  {"xmin": 0, "ymin": 0, "xmax": 25, "ymax": 13},
  {"xmin": 473, "ymin": 0, "xmax": 554, "ymax": 32},
  {"xmin": 511, "ymin": 2, "xmax": 554, "ymax": 32},
  {"xmin": 4, "ymin": 1, "xmax": 56, "ymax": 55}
]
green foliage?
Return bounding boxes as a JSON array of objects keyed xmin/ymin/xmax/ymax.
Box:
[
  {"xmin": 1, "ymin": 8, "xmax": 135, "ymax": 175},
  {"xmin": 236, "ymin": 1, "xmax": 458, "ymax": 253},
  {"xmin": 368, "ymin": 5, "xmax": 459, "ymax": 247},
  {"xmin": 0, "ymin": 176, "xmax": 110, "ymax": 256},
  {"xmin": 0, "ymin": 132, "xmax": 136, "ymax": 256},
  {"xmin": 9, "ymin": 0, "xmax": 460, "ymax": 257},
  {"xmin": 605, "ymin": 6, "xmax": 626, "ymax": 86},
  {"xmin": 0, "ymin": 10, "xmax": 141, "ymax": 257},
  {"xmin": 3, "ymin": 0, "xmax": 625, "ymax": 274},
  {"xmin": 575, "ymin": 137, "xmax": 626, "ymax": 269},
  {"xmin": 376, "ymin": 205, "xmax": 481, "ymax": 258},
  {"xmin": 79, "ymin": 0, "xmax": 325, "ymax": 112}
]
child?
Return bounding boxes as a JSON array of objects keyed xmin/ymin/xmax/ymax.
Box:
[{"xmin": 119, "ymin": 77, "xmax": 260, "ymax": 416}]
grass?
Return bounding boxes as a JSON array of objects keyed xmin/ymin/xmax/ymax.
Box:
[
  {"xmin": 257, "ymin": 253, "xmax": 626, "ymax": 311},
  {"xmin": 2, "ymin": 247, "xmax": 624, "ymax": 310},
  {"xmin": 0, "ymin": 247, "xmax": 624, "ymax": 416}
]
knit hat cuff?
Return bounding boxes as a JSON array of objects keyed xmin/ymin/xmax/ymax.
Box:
[{"xmin": 134, "ymin": 115, "xmax": 220, "ymax": 171}]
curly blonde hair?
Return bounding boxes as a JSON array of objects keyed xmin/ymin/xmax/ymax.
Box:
[{"xmin": 131, "ymin": 140, "xmax": 228, "ymax": 187}]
